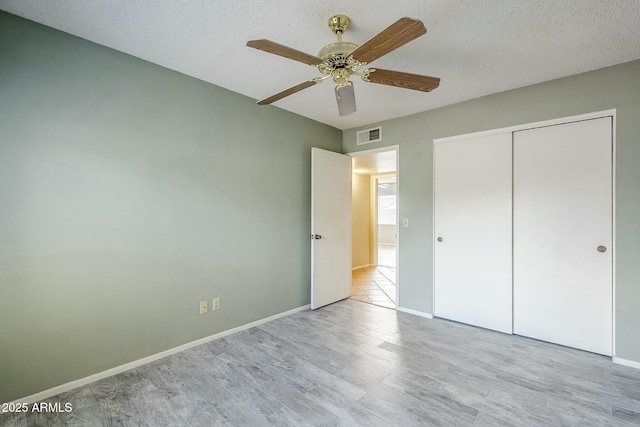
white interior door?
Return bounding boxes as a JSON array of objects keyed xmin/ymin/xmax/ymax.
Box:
[
  {"xmin": 434, "ymin": 133, "xmax": 513, "ymax": 333},
  {"xmin": 513, "ymin": 117, "xmax": 612, "ymax": 355},
  {"xmin": 311, "ymin": 147, "xmax": 352, "ymax": 309}
]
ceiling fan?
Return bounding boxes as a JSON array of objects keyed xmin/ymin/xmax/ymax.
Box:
[{"xmin": 247, "ymin": 15, "xmax": 440, "ymax": 116}]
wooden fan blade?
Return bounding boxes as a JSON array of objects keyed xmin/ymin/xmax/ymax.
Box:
[
  {"xmin": 247, "ymin": 39, "xmax": 323, "ymax": 66},
  {"xmin": 350, "ymin": 18, "xmax": 426, "ymax": 64},
  {"xmin": 257, "ymin": 80, "xmax": 319, "ymax": 105},
  {"xmin": 366, "ymin": 68, "xmax": 440, "ymax": 92}
]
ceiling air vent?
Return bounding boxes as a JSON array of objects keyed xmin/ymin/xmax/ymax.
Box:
[{"xmin": 356, "ymin": 126, "xmax": 382, "ymax": 145}]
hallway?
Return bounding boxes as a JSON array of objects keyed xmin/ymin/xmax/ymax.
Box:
[{"xmin": 350, "ymin": 245, "xmax": 396, "ymax": 309}]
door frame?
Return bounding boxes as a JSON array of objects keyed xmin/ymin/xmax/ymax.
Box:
[
  {"xmin": 433, "ymin": 109, "xmax": 616, "ymax": 356},
  {"xmin": 347, "ymin": 145, "xmax": 400, "ymax": 307}
]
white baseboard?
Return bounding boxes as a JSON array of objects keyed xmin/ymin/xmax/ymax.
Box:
[
  {"xmin": 9, "ymin": 304, "xmax": 310, "ymax": 405},
  {"xmin": 397, "ymin": 306, "xmax": 434, "ymax": 319},
  {"xmin": 352, "ymin": 264, "xmax": 372, "ymax": 270},
  {"xmin": 613, "ymin": 356, "xmax": 640, "ymax": 370}
]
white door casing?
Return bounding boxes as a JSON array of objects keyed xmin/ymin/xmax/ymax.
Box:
[
  {"xmin": 513, "ymin": 117, "xmax": 613, "ymax": 355},
  {"xmin": 311, "ymin": 147, "xmax": 352, "ymax": 310},
  {"xmin": 434, "ymin": 133, "xmax": 513, "ymax": 334}
]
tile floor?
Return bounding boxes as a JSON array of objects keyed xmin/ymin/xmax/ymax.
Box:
[
  {"xmin": 350, "ymin": 266, "xmax": 397, "ymax": 309},
  {"xmin": 351, "ymin": 245, "xmax": 397, "ymax": 309}
]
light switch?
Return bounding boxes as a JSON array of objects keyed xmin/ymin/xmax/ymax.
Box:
[
  {"xmin": 403, "ymin": 218, "xmax": 409, "ymax": 228},
  {"xmin": 199, "ymin": 300, "xmax": 208, "ymax": 314}
]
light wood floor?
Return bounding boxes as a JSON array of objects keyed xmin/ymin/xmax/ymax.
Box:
[{"xmin": 3, "ymin": 299, "xmax": 640, "ymax": 426}]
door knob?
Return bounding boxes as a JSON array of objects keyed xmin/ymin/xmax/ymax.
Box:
[
  {"xmin": 597, "ymin": 245, "xmax": 607, "ymax": 253},
  {"xmin": 437, "ymin": 237, "xmax": 443, "ymax": 242},
  {"xmin": 315, "ymin": 234, "xmax": 322, "ymax": 240}
]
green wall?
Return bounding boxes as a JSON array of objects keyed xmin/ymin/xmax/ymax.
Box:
[
  {"xmin": 344, "ymin": 60, "xmax": 640, "ymax": 363},
  {"xmin": 0, "ymin": 11, "xmax": 341, "ymax": 403}
]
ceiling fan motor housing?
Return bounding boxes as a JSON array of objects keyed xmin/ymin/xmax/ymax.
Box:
[
  {"xmin": 318, "ymin": 42, "xmax": 363, "ymax": 85},
  {"xmin": 317, "ymin": 42, "xmax": 358, "ymax": 61},
  {"xmin": 319, "ymin": 15, "xmax": 365, "ymax": 86},
  {"xmin": 318, "ymin": 45, "xmax": 361, "ymax": 85}
]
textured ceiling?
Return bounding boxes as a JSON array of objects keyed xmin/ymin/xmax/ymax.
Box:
[{"xmin": 2, "ymin": 0, "xmax": 640, "ymax": 130}]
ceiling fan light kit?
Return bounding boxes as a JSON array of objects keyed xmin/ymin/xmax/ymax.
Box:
[
  {"xmin": 335, "ymin": 81, "xmax": 357, "ymax": 116},
  {"xmin": 247, "ymin": 14, "xmax": 440, "ymax": 116}
]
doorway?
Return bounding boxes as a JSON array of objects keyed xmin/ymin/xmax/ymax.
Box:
[
  {"xmin": 376, "ymin": 175, "xmax": 397, "ymax": 269},
  {"xmin": 348, "ymin": 147, "xmax": 398, "ymax": 309}
]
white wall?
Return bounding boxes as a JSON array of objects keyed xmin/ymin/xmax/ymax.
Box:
[{"xmin": 378, "ymin": 224, "xmax": 396, "ymax": 245}]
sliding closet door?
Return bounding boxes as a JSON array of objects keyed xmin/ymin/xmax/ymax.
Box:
[
  {"xmin": 513, "ymin": 117, "xmax": 612, "ymax": 355},
  {"xmin": 434, "ymin": 133, "xmax": 512, "ymax": 334}
]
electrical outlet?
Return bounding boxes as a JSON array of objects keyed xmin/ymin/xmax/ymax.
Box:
[
  {"xmin": 199, "ymin": 300, "xmax": 208, "ymax": 314},
  {"xmin": 212, "ymin": 297, "xmax": 221, "ymax": 311}
]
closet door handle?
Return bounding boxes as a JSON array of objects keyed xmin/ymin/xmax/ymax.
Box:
[
  {"xmin": 597, "ymin": 245, "xmax": 607, "ymax": 253},
  {"xmin": 437, "ymin": 237, "xmax": 443, "ymax": 242}
]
